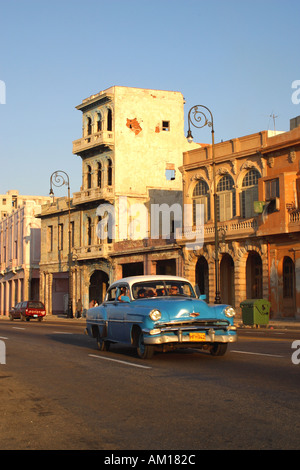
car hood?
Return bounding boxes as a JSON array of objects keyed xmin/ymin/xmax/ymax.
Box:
[{"xmin": 133, "ymin": 297, "xmax": 230, "ymax": 323}]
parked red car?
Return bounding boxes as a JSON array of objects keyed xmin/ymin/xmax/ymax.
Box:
[{"xmin": 9, "ymin": 301, "xmax": 46, "ymax": 322}]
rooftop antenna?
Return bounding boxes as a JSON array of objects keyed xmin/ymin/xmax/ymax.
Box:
[{"xmin": 268, "ymin": 112, "xmax": 278, "ymax": 132}]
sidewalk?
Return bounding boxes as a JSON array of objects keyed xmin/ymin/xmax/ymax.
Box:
[
  {"xmin": 235, "ymin": 317, "xmax": 300, "ymax": 330},
  {"xmin": 2, "ymin": 314, "xmax": 300, "ymax": 330}
]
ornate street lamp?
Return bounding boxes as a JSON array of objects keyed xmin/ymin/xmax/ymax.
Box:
[
  {"xmin": 49, "ymin": 170, "xmax": 73, "ymax": 317},
  {"xmin": 186, "ymin": 105, "xmax": 221, "ymax": 304}
]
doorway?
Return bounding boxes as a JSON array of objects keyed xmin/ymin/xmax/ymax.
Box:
[
  {"xmin": 89, "ymin": 270, "xmax": 109, "ymax": 305},
  {"xmin": 246, "ymin": 252, "xmax": 262, "ymax": 299},
  {"xmin": 220, "ymin": 254, "xmax": 234, "ymax": 305}
]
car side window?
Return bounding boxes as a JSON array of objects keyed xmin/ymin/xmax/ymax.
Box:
[
  {"xmin": 116, "ymin": 285, "xmax": 129, "ymax": 302},
  {"xmin": 106, "ymin": 287, "xmax": 117, "ymax": 302}
]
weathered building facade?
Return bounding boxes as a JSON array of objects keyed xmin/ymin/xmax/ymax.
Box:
[
  {"xmin": 0, "ymin": 198, "xmax": 51, "ymax": 315},
  {"xmin": 39, "ymin": 86, "xmax": 198, "ymax": 315},
  {"xmin": 180, "ymin": 120, "xmax": 300, "ymax": 318}
]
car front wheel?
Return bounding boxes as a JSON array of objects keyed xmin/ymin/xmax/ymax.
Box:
[
  {"xmin": 137, "ymin": 331, "xmax": 154, "ymax": 359},
  {"xmin": 97, "ymin": 333, "xmax": 110, "ymax": 351},
  {"xmin": 210, "ymin": 343, "xmax": 228, "ymax": 356}
]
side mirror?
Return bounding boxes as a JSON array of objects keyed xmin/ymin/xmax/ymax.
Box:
[
  {"xmin": 200, "ymin": 294, "xmax": 206, "ymax": 300},
  {"xmin": 120, "ymin": 295, "xmax": 130, "ymax": 303}
]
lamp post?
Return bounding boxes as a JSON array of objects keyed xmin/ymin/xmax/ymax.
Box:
[
  {"xmin": 49, "ymin": 170, "xmax": 73, "ymax": 317},
  {"xmin": 186, "ymin": 105, "xmax": 221, "ymax": 304}
]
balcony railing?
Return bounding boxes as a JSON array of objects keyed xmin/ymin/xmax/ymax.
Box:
[
  {"xmin": 75, "ymin": 244, "xmax": 113, "ymax": 260},
  {"xmin": 289, "ymin": 210, "xmax": 300, "ymax": 223},
  {"xmin": 72, "ymin": 186, "xmax": 114, "ymax": 205},
  {"xmin": 72, "ymin": 131, "xmax": 114, "ymax": 154},
  {"xmin": 182, "ymin": 217, "xmax": 258, "ymax": 243},
  {"xmin": 288, "ymin": 209, "xmax": 300, "ymax": 233}
]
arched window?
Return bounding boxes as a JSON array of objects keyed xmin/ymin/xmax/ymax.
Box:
[
  {"xmin": 87, "ymin": 165, "xmax": 92, "ymax": 189},
  {"xmin": 192, "ymin": 180, "xmax": 210, "ymax": 224},
  {"xmin": 107, "ymin": 108, "xmax": 112, "ymax": 131},
  {"xmin": 87, "ymin": 217, "xmax": 92, "ymax": 246},
  {"xmin": 217, "ymin": 175, "xmax": 235, "ymax": 222},
  {"xmin": 241, "ymin": 169, "xmax": 261, "ymax": 218},
  {"xmin": 107, "ymin": 159, "xmax": 112, "ymax": 186},
  {"xmin": 97, "ymin": 162, "xmax": 102, "ymax": 188},
  {"xmin": 97, "ymin": 113, "xmax": 102, "ymax": 132},
  {"xmin": 87, "ymin": 117, "xmax": 92, "ymax": 136}
]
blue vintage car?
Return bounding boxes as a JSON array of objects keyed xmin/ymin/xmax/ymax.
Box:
[{"xmin": 85, "ymin": 275, "xmax": 237, "ymax": 359}]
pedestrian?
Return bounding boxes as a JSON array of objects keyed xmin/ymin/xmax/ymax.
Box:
[{"xmin": 76, "ymin": 299, "xmax": 82, "ymax": 318}]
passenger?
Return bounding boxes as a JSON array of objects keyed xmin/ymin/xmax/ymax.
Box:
[
  {"xmin": 117, "ymin": 287, "xmax": 127, "ymax": 301},
  {"xmin": 170, "ymin": 285, "xmax": 179, "ymax": 295},
  {"xmin": 137, "ymin": 288, "xmax": 146, "ymax": 298},
  {"xmin": 156, "ymin": 288, "xmax": 165, "ymax": 296},
  {"xmin": 147, "ymin": 289, "xmax": 157, "ymax": 297}
]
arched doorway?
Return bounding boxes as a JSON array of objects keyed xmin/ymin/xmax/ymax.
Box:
[
  {"xmin": 89, "ymin": 270, "xmax": 109, "ymax": 305},
  {"xmin": 282, "ymin": 256, "xmax": 295, "ymax": 317},
  {"xmin": 246, "ymin": 252, "xmax": 262, "ymax": 299},
  {"xmin": 220, "ymin": 254, "xmax": 234, "ymax": 305},
  {"xmin": 196, "ymin": 256, "xmax": 209, "ymax": 302}
]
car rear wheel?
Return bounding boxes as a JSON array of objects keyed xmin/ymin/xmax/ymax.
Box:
[
  {"xmin": 9, "ymin": 314, "xmax": 14, "ymax": 321},
  {"xmin": 210, "ymin": 343, "xmax": 228, "ymax": 356},
  {"xmin": 137, "ymin": 330, "xmax": 154, "ymax": 359},
  {"xmin": 97, "ymin": 334, "xmax": 110, "ymax": 351}
]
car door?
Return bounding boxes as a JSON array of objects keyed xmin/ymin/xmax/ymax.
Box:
[{"xmin": 105, "ymin": 284, "xmax": 130, "ymax": 343}]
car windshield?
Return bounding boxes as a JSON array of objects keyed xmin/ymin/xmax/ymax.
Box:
[
  {"xmin": 132, "ymin": 280, "xmax": 196, "ymax": 299},
  {"xmin": 28, "ymin": 301, "xmax": 44, "ymax": 309}
]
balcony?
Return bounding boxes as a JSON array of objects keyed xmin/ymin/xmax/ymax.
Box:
[
  {"xmin": 288, "ymin": 209, "xmax": 300, "ymax": 233},
  {"xmin": 72, "ymin": 131, "xmax": 114, "ymax": 155},
  {"xmin": 72, "ymin": 186, "xmax": 114, "ymax": 206},
  {"xmin": 74, "ymin": 244, "xmax": 114, "ymax": 261},
  {"xmin": 180, "ymin": 217, "xmax": 258, "ymax": 245}
]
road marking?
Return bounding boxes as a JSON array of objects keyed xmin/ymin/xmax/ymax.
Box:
[
  {"xmin": 89, "ymin": 354, "xmax": 152, "ymax": 369},
  {"xmin": 231, "ymin": 350, "xmax": 284, "ymax": 358},
  {"xmin": 12, "ymin": 327, "xmax": 26, "ymax": 330},
  {"xmin": 52, "ymin": 331, "xmax": 73, "ymax": 334},
  {"xmin": 0, "ymin": 336, "xmax": 8, "ymax": 340}
]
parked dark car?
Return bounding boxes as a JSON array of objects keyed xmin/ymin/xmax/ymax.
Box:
[{"xmin": 9, "ymin": 301, "xmax": 46, "ymax": 322}]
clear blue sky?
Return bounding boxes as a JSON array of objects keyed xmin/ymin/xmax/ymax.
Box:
[{"xmin": 0, "ymin": 0, "xmax": 299, "ymax": 196}]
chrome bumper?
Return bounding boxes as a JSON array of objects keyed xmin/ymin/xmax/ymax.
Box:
[{"xmin": 143, "ymin": 327, "xmax": 237, "ymax": 345}]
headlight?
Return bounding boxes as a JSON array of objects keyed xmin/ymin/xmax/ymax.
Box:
[
  {"xmin": 224, "ymin": 306, "xmax": 236, "ymax": 318},
  {"xmin": 149, "ymin": 309, "xmax": 161, "ymax": 321}
]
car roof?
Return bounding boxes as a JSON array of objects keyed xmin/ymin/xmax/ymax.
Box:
[{"xmin": 109, "ymin": 275, "xmax": 191, "ymax": 288}]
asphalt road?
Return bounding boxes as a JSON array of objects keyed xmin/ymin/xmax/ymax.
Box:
[{"xmin": 0, "ymin": 318, "xmax": 299, "ymax": 450}]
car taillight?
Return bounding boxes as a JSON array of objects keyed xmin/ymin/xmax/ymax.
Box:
[{"xmin": 25, "ymin": 309, "xmax": 29, "ymax": 315}]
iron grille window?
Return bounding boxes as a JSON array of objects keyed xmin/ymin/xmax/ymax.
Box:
[
  {"xmin": 241, "ymin": 169, "xmax": 261, "ymax": 218},
  {"xmin": 216, "ymin": 175, "xmax": 236, "ymax": 222},
  {"xmin": 192, "ymin": 180, "xmax": 210, "ymax": 224}
]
